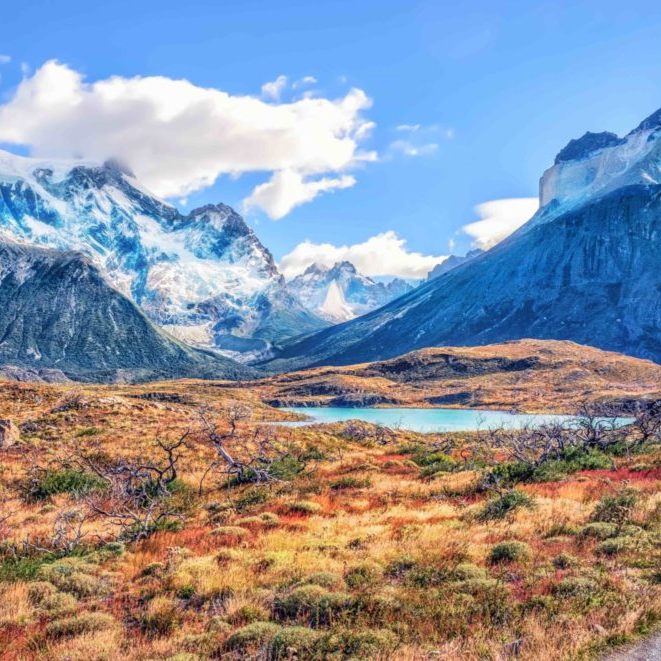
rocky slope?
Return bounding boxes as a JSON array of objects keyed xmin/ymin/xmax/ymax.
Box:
[
  {"xmin": 287, "ymin": 261, "xmax": 413, "ymax": 322},
  {"xmin": 0, "ymin": 240, "xmax": 253, "ymax": 382},
  {"xmin": 264, "ymin": 107, "xmax": 661, "ymax": 371},
  {"xmin": 0, "ymin": 151, "xmax": 324, "ymax": 356},
  {"xmin": 426, "ymin": 249, "xmax": 483, "ymax": 280}
]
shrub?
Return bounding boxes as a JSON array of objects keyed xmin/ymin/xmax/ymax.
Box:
[
  {"xmin": 385, "ymin": 555, "xmax": 417, "ymax": 579},
  {"xmin": 405, "ymin": 566, "xmax": 450, "ymax": 588},
  {"xmin": 235, "ymin": 489, "xmax": 269, "ymax": 511},
  {"xmin": 211, "ymin": 526, "xmax": 251, "ymax": 540},
  {"xmin": 579, "ymin": 522, "xmax": 618, "ymax": 540},
  {"xmin": 26, "ymin": 469, "xmax": 107, "ymax": 501},
  {"xmin": 412, "ymin": 449, "xmax": 459, "ymax": 478},
  {"xmin": 273, "ymin": 585, "xmax": 353, "ymax": 627},
  {"xmin": 139, "ymin": 596, "xmax": 181, "ymax": 636},
  {"xmin": 226, "ymin": 604, "xmax": 270, "ymax": 626},
  {"xmin": 552, "ymin": 553, "xmax": 578, "ymax": 569},
  {"xmin": 597, "ymin": 536, "xmax": 636, "ymax": 556},
  {"xmin": 298, "ymin": 572, "xmax": 344, "ymax": 590},
  {"xmin": 452, "ymin": 563, "xmax": 487, "ymax": 580},
  {"xmin": 224, "ymin": 622, "xmax": 282, "ymax": 652},
  {"xmin": 344, "ymin": 563, "xmax": 381, "ymax": 590},
  {"xmin": 45, "ymin": 612, "xmax": 116, "ymax": 638},
  {"xmin": 27, "ymin": 582, "xmax": 77, "ymax": 615},
  {"xmin": 488, "ymin": 541, "xmax": 531, "ymax": 564},
  {"xmin": 330, "ymin": 476, "xmax": 372, "ymax": 490},
  {"xmin": 40, "ymin": 558, "xmax": 110, "ymax": 597},
  {"xmin": 270, "ymin": 626, "xmax": 320, "ymax": 659},
  {"xmin": 592, "ymin": 489, "xmax": 640, "ymax": 524},
  {"xmin": 316, "ymin": 628, "xmax": 398, "ymax": 657},
  {"xmin": 478, "ymin": 489, "xmax": 534, "ymax": 521},
  {"xmin": 552, "ymin": 577, "xmax": 597, "ymax": 597},
  {"xmin": 269, "ymin": 455, "xmax": 307, "ymax": 481},
  {"xmin": 287, "ymin": 501, "xmax": 322, "ymax": 515}
]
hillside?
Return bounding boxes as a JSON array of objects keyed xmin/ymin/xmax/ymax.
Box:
[
  {"xmin": 252, "ymin": 340, "xmax": 661, "ymax": 414},
  {"xmin": 0, "ymin": 240, "xmax": 253, "ymax": 383}
]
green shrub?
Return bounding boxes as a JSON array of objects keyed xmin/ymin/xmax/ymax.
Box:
[
  {"xmin": 226, "ymin": 604, "xmax": 270, "ymax": 625},
  {"xmin": 385, "ymin": 555, "xmax": 417, "ymax": 579},
  {"xmin": 405, "ymin": 566, "xmax": 450, "ymax": 588},
  {"xmin": 452, "ymin": 563, "xmax": 487, "ymax": 580},
  {"xmin": 412, "ymin": 449, "xmax": 459, "ymax": 478},
  {"xmin": 27, "ymin": 581, "xmax": 78, "ymax": 615},
  {"xmin": 40, "ymin": 558, "xmax": 110, "ymax": 597},
  {"xmin": 270, "ymin": 626, "xmax": 320, "ymax": 659},
  {"xmin": 139, "ymin": 597, "xmax": 181, "ymax": 636},
  {"xmin": 235, "ymin": 488, "xmax": 270, "ymax": 511},
  {"xmin": 224, "ymin": 622, "xmax": 282, "ymax": 652},
  {"xmin": 579, "ymin": 522, "xmax": 618, "ymax": 540},
  {"xmin": 597, "ymin": 536, "xmax": 636, "ymax": 556},
  {"xmin": 45, "ymin": 612, "xmax": 116, "ymax": 638},
  {"xmin": 552, "ymin": 552, "xmax": 578, "ymax": 569},
  {"xmin": 211, "ymin": 526, "xmax": 251, "ymax": 540},
  {"xmin": 330, "ymin": 476, "xmax": 372, "ymax": 490},
  {"xmin": 488, "ymin": 541, "xmax": 531, "ymax": 564},
  {"xmin": 478, "ymin": 489, "xmax": 534, "ymax": 521},
  {"xmin": 592, "ymin": 489, "xmax": 640, "ymax": 524},
  {"xmin": 298, "ymin": 572, "xmax": 344, "ymax": 590},
  {"xmin": 26, "ymin": 469, "xmax": 107, "ymax": 501},
  {"xmin": 288, "ymin": 501, "xmax": 322, "ymax": 515},
  {"xmin": 552, "ymin": 577, "xmax": 597, "ymax": 597},
  {"xmin": 316, "ymin": 628, "xmax": 398, "ymax": 657},
  {"xmin": 0, "ymin": 556, "xmax": 52, "ymax": 582},
  {"xmin": 269, "ymin": 455, "xmax": 307, "ymax": 481},
  {"xmin": 344, "ymin": 563, "xmax": 381, "ymax": 590},
  {"xmin": 274, "ymin": 585, "xmax": 353, "ymax": 627}
]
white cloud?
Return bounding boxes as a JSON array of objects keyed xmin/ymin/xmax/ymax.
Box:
[
  {"xmin": 0, "ymin": 55, "xmax": 11, "ymax": 65},
  {"xmin": 461, "ymin": 197, "xmax": 539, "ymax": 249},
  {"xmin": 293, "ymin": 75, "xmax": 318, "ymax": 89},
  {"xmin": 261, "ymin": 74, "xmax": 288, "ymax": 101},
  {"xmin": 389, "ymin": 139, "xmax": 438, "ymax": 157},
  {"xmin": 280, "ymin": 230, "xmax": 447, "ymax": 279},
  {"xmin": 245, "ymin": 170, "xmax": 356, "ymax": 219},
  {"xmin": 396, "ymin": 123, "xmax": 421, "ymax": 132},
  {"xmin": 0, "ymin": 60, "xmax": 376, "ymax": 216}
]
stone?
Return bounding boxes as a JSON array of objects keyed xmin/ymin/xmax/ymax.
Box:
[{"xmin": 0, "ymin": 419, "xmax": 19, "ymax": 448}]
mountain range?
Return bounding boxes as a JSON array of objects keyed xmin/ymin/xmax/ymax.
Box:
[
  {"xmin": 287, "ymin": 261, "xmax": 413, "ymax": 322},
  {"xmin": 0, "ymin": 151, "xmax": 324, "ymax": 359},
  {"xmin": 263, "ymin": 107, "xmax": 661, "ymax": 371},
  {"xmin": 0, "ymin": 106, "xmax": 659, "ymax": 381}
]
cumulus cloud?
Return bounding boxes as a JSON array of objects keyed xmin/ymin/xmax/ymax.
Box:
[
  {"xmin": 280, "ymin": 230, "xmax": 447, "ymax": 279},
  {"xmin": 245, "ymin": 171, "xmax": 356, "ymax": 219},
  {"xmin": 461, "ymin": 197, "xmax": 539, "ymax": 249},
  {"xmin": 261, "ymin": 74, "xmax": 288, "ymax": 100},
  {"xmin": 0, "ymin": 60, "xmax": 376, "ymax": 216}
]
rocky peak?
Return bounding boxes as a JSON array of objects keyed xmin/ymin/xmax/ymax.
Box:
[
  {"xmin": 554, "ymin": 131, "xmax": 625, "ymax": 164},
  {"xmin": 629, "ymin": 107, "xmax": 661, "ymax": 134}
]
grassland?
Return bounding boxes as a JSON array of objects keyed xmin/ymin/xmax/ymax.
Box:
[{"xmin": 0, "ymin": 343, "xmax": 659, "ymax": 660}]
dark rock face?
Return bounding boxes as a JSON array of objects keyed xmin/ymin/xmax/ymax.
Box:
[
  {"xmin": 554, "ymin": 132, "xmax": 625, "ymax": 164},
  {"xmin": 0, "ymin": 241, "xmax": 253, "ymax": 382},
  {"xmin": 266, "ymin": 184, "xmax": 661, "ymax": 370}
]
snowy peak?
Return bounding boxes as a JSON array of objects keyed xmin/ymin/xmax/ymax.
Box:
[
  {"xmin": 287, "ymin": 260, "xmax": 415, "ymax": 323},
  {"xmin": 537, "ymin": 106, "xmax": 661, "ymax": 219},
  {"xmin": 0, "ymin": 149, "xmax": 323, "ymax": 353}
]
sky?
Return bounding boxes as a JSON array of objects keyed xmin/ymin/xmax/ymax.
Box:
[{"xmin": 0, "ymin": 0, "xmax": 659, "ymax": 278}]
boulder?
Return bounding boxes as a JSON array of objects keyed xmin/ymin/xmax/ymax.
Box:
[{"xmin": 0, "ymin": 419, "xmax": 19, "ymax": 448}]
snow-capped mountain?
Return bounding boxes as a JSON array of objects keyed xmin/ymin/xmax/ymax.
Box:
[
  {"xmin": 0, "ymin": 239, "xmax": 252, "ymax": 382},
  {"xmin": 265, "ymin": 106, "xmax": 661, "ymax": 371},
  {"xmin": 0, "ymin": 151, "xmax": 324, "ymax": 355},
  {"xmin": 287, "ymin": 261, "xmax": 414, "ymax": 323}
]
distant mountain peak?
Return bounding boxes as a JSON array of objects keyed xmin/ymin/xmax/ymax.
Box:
[{"xmin": 630, "ymin": 107, "xmax": 661, "ymax": 134}]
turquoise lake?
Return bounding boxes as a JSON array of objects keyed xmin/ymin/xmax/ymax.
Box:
[{"xmin": 280, "ymin": 407, "xmax": 633, "ymax": 433}]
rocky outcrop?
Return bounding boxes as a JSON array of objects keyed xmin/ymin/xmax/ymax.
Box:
[{"xmin": 0, "ymin": 419, "xmax": 19, "ymax": 448}]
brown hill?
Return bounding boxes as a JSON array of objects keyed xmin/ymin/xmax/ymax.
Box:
[{"xmin": 251, "ymin": 339, "xmax": 661, "ymax": 414}]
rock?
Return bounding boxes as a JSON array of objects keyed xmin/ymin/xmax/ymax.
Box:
[{"xmin": 0, "ymin": 419, "xmax": 19, "ymax": 448}]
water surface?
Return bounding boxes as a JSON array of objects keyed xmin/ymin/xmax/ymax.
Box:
[{"xmin": 279, "ymin": 407, "xmax": 632, "ymax": 433}]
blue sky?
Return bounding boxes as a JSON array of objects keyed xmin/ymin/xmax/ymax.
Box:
[{"xmin": 0, "ymin": 0, "xmax": 659, "ymax": 276}]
